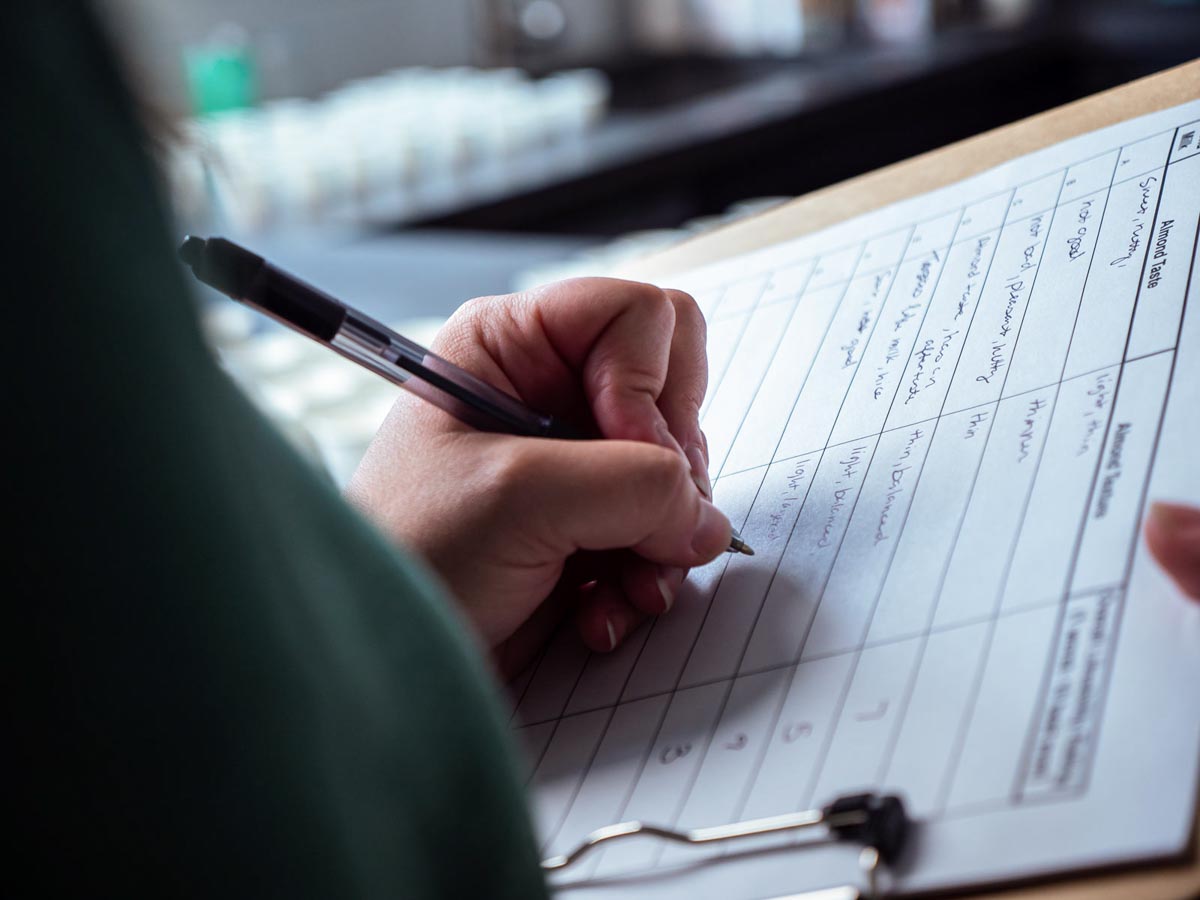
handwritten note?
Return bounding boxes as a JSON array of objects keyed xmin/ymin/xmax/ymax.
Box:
[{"xmin": 514, "ymin": 101, "xmax": 1200, "ymax": 898}]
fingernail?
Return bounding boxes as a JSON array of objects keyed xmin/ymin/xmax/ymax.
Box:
[
  {"xmin": 685, "ymin": 444, "xmax": 712, "ymax": 500},
  {"xmin": 605, "ymin": 617, "xmax": 618, "ymax": 651},
  {"xmin": 655, "ymin": 566, "xmax": 686, "ymax": 613},
  {"xmin": 1149, "ymin": 501, "xmax": 1200, "ymax": 532},
  {"xmin": 692, "ymin": 500, "xmax": 731, "ymax": 557}
]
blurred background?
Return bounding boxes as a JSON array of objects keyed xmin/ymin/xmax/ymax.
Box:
[{"xmin": 99, "ymin": 0, "xmax": 1200, "ymax": 482}]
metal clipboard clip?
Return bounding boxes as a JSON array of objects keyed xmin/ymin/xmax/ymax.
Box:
[{"xmin": 541, "ymin": 792, "xmax": 910, "ymax": 899}]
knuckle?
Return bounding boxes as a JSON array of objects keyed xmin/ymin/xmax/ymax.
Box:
[
  {"xmin": 679, "ymin": 393, "xmax": 705, "ymax": 423},
  {"xmin": 452, "ymin": 294, "xmax": 498, "ymax": 326},
  {"xmin": 439, "ymin": 293, "xmax": 534, "ymax": 363},
  {"xmin": 622, "ymin": 280, "xmax": 676, "ymax": 321},
  {"xmin": 622, "ymin": 278, "xmax": 667, "ymax": 302},
  {"xmin": 595, "ymin": 363, "xmax": 661, "ymax": 405},
  {"xmin": 651, "ymin": 288, "xmax": 679, "ymax": 326},
  {"xmin": 666, "ymin": 287, "xmax": 703, "ymax": 319},
  {"xmin": 454, "ymin": 293, "xmax": 526, "ymax": 340},
  {"xmin": 635, "ymin": 446, "xmax": 692, "ymax": 512},
  {"xmin": 436, "ymin": 296, "xmax": 498, "ymax": 357},
  {"xmin": 666, "ymin": 288, "xmax": 706, "ymax": 332},
  {"xmin": 500, "ymin": 440, "xmax": 540, "ymax": 483},
  {"xmin": 480, "ymin": 440, "xmax": 539, "ymax": 509}
]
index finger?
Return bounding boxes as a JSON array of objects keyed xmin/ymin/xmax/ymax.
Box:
[
  {"xmin": 540, "ymin": 278, "xmax": 679, "ymax": 446},
  {"xmin": 443, "ymin": 277, "xmax": 684, "ymax": 447}
]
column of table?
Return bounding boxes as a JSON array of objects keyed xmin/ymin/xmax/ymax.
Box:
[
  {"xmin": 1017, "ymin": 120, "xmax": 1199, "ymax": 802},
  {"xmin": 594, "ymin": 212, "xmax": 968, "ymax": 876},
  {"xmin": 806, "ymin": 156, "xmax": 1089, "ymax": 818},
  {"xmin": 936, "ymin": 127, "xmax": 1179, "ymax": 813},
  {"xmin": 693, "ymin": 208, "xmax": 991, "ymax": 851},
  {"xmin": 621, "ymin": 238, "xmax": 890, "ymax": 702},
  {"xmin": 526, "ymin": 227, "xmax": 917, "ymax": 879}
]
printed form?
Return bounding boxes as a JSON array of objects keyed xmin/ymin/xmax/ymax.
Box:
[{"xmin": 512, "ymin": 101, "xmax": 1200, "ymax": 898}]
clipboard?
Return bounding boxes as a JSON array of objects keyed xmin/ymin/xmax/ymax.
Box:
[{"xmin": 615, "ymin": 58, "xmax": 1200, "ymax": 900}]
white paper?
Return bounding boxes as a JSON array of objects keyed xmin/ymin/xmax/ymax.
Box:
[{"xmin": 515, "ymin": 101, "xmax": 1200, "ymax": 898}]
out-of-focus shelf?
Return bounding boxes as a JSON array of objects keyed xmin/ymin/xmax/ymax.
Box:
[
  {"xmin": 376, "ymin": 26, "xmax": 1056, "ymax": 234},
  {"xmin": 384, "ymin": 16, "xmax": 1199, "ymax": 237}
]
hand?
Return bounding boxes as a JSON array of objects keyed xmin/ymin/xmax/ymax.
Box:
[
  {"xmin": 1145, "ymin": 502, "xmax": 1200, "ymax": 600},
  {"xmin": 346, "ymin": 278, "xmax": 730, "ymax": 678}
]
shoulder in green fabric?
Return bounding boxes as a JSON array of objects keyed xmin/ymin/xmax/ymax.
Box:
[{"xmin": 5, "ymin": 4, "xmax": 547, "ymax": 898}]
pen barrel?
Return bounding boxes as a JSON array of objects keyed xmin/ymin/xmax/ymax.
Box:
[
  {"xmin": 187, "ymin": 237, "xmax": 347, "ymax": 342},
  {"xmin": 180, "ymin": 235, "xmax": 576, "ymax": 440},
  {"xmin": 250, "ymin": 264, "xmax": 347, "ymax": 342}
]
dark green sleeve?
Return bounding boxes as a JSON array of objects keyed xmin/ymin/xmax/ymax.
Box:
[{"xmin": 5, "ymin": 5, "xmax": 546, "ymax": 897}]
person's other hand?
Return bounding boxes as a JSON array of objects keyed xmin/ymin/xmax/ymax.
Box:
[
  {"xmin": 1145, "ymin": 502, "xmax": 1200, "ymax": 600},
  {"xmin": 346, "ymin": 278, "xmax": 729, "ymax": 678}
]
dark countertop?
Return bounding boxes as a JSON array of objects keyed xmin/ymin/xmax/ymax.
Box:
[
  {"xmin": 336, "ymin": 11, "xmax": 1197, "ymax": 238},
  {"xmin": 334, "ymin": 27, "xmax": 1055, "ymax": 236}
]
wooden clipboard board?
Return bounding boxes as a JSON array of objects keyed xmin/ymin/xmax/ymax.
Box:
[{"xmin": 618, "ymin": 59, "xmax": 1200, "ymax": 900}]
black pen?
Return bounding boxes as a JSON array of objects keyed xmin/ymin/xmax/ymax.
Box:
[{"xmin": 179, "ymin": 236, "xmax": 754, "ymax": 556}]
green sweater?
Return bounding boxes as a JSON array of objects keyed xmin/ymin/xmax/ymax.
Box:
[{"xmin": 7, "ymin": 5, "xmax": 546, "ymax": 897}]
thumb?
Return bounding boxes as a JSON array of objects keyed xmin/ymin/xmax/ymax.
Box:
[{"xmin": 505, "ymin": 438, "xmax": 731, "ymax": 566}]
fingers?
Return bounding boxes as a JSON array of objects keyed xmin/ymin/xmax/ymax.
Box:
[
  {"xmin": 417, "ymin": 280, "xmax": 721, "ymax": 660},
  {"xmin": 620, "ymin": 558, "xmax": 686, "ymax": 616},
  {"xmin": 576, "ymin": 558, "xmax": 689, "ymax": 652},
  {"xmin": 496, "ymin": 436, "xmax": 731, "ymax": 567},
  {"xmin": 1145, "ymin": 501, "xmax": 1200, "ymax": 600},
  {"xmin": 494, "ymin": 551, "xmax": 660, "ymax": 666},
  {"xmin": 494, "ymin": 576, "xmax": 576, "ymax": 680},
  {"xmin": 576, "ymin": 580, "xmax": 647, "ymax": 653},
  {"xmin": 573, "ymin": 554, "xmax": 686, "ymax": 652},
  {"xmin": 437, "ymin": 278, "xmax": 715, "ymax": 500},
  {"xmin": 529, "ymin": 278, "xmax": 680, "ymax": 445},
  {"xmin": 440, "ymin": 278, "xmax": 700, "ymax": 449},
  {"xmin": 518, "ymin": 555, "xmax": 672, "ymax": 656}
]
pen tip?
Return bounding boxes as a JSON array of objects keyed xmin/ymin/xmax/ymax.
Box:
[{"xmin": 728, "ymin": 529, "xmax": 755, "ymax": 556}]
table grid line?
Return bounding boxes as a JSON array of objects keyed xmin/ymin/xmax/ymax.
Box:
[
  {"xmin": 711, "ymin": 258, "xmax": 826, "ymax": 482},
  {"xmin": 701, "ymin": 278, "xmax": 773, "ymax": 419}
]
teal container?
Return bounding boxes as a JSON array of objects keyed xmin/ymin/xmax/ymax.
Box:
[{"xmin": 185, "ymin": 43, "xmax": 257, "ymax": 115}]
